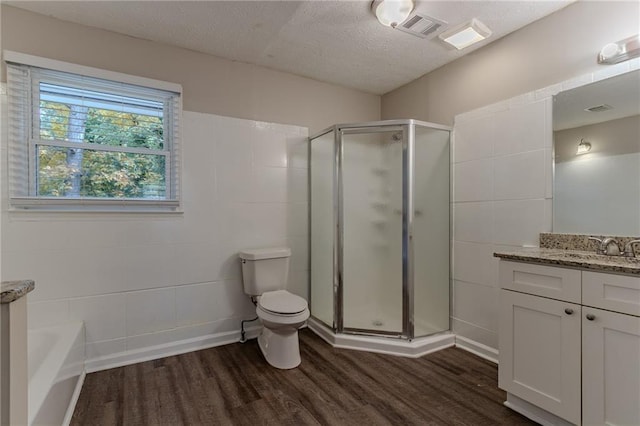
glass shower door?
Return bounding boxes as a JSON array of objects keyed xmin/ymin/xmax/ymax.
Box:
[{"xmin": 340, "ymin": 128, "xmax": 404, "ymax": 334}]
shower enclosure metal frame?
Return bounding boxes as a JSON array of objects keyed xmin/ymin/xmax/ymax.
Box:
[{"xmin": 309, "ymin": 119, "xmax": 451, "ymax": 341}]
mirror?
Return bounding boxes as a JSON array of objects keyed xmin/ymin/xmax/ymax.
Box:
[{"xmin": 553, "ymin": 69, "xmax": 640, "ymax": 235}]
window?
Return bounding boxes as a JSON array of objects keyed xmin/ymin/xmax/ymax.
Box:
[{"xmin": 5, "ymin": 52, "xmax": 181, "ymax": 210}]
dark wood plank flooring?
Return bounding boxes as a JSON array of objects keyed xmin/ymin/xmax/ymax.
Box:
[{"xmin": 71, "ymin": 329, "xmax": 536, "ymax": 425}]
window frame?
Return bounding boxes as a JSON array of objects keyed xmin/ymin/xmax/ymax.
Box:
[{"xmin": 4, "ymin": 50, "xmax": 183, "ymax": 211}]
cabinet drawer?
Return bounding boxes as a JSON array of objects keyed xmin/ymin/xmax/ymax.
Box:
[
  {"xmin": 499, "ymin": 261, "xmax": 581, "ymax": 303},
  {"xmin": 583, "ymin": 271, "xmax": 640, "ymax": 316}
]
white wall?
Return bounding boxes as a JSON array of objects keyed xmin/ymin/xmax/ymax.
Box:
[
  {"xmin": 452, "ymin": 61, "xmax": 640, "ymax": 350},
  {"xmin": 452, "ymin": 94, "xmax": 553, "ymax": 349},
  {"xmin": 1, "ymin": 105, "xmax": 309, "ymax": 366}
]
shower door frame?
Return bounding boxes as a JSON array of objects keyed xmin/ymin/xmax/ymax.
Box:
[{"xmin": 309, "ymin": 119, "xmax": 451, "ymax": 341}]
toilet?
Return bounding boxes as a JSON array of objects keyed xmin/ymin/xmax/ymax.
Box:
[{"xmin": 239, "ymin": 247, "xmax": 310, "ymax": 369}]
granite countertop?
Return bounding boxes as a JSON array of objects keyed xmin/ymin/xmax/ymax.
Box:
[
  {"xmin": 494, "ymin": 248, "xmax": 640, "ymax": 276},
  {"xmin": 1, "ymin": 280, "xmax": 35, "ymax": 304}
]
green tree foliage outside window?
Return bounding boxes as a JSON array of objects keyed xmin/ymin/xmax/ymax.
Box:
[{"xmin": 38, "ymin": 101, "xmax": 166, "ymax": 199}]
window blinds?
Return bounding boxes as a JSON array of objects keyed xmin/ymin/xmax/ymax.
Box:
[
  {"xmin": 6, "ymin": 61, "xmax": 182, "ymax": 207},
  {"xmin": 7, "ymin": 63, "xmax": 31, "ymax": 199}
]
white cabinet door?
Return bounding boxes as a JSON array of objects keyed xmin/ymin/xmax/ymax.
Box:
[
  {"xmin": 583, "ymin": 307, "xmax": 640, "ymax": 426},
  {"xmin": 499, "ymin": 290, "xmax": 581, "ymax": 425}
]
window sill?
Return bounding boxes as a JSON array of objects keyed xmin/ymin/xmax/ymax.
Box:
[{"xmin": 9, "ymin": 197, "xmax": 182, "ymax": 215}]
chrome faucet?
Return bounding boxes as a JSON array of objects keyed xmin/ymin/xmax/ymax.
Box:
[
  {"xmin": 588, "ymin": 237, "xmax": 622, "ymax": 256},
  {"xmin": 602, "ymin": 238, "xmax": 622, "ymax": 256},
  {"xmin": 623, "ymin": 240, "xmax": 640, "ymax": 258}
]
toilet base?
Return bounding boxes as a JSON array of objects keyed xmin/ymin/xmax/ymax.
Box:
[{"xmin": 258, "ymin": 327, "xmax": 301, "ymax": 369}]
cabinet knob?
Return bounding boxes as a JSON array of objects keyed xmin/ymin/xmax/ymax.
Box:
[
  {"xmin": 586, "ymin": 313, "xmax": 596, "ymax": 321},
  {"xmin": 564, "ymin": 308, "xmax": 574, "ymax": 315}
]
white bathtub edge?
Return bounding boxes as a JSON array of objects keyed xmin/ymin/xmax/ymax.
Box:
[
  {"xmin": 85, "ymin": 326, "xmax": 263, "ymax": 373},
  {"xmin": 62, "ymin": 369, "xmax": 85, "ymax": 426},
  {"xmin": 29, "ymin": 321, "xmax": 85, "ymax": 426}
]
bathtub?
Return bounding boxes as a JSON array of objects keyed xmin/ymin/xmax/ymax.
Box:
[{"xmin": 28, "ymin": 322, "xmax": 85, "ymax": 425}]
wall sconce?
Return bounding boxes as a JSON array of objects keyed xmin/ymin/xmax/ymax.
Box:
[
  {"xmin": 576, "ymin": 138, "xmax": 592, "ymax": 155},
  {"xmin": 372, "ymin": 0, "xmax": 414, "ymax": 28},
  {"xmin": 598, "ymin": 34, "xmax": 640, "ymax": 64}
]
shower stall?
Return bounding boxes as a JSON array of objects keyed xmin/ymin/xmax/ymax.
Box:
[{"xmin": 309, "ymin": 120, "xmax": 451, "ymax": 343}]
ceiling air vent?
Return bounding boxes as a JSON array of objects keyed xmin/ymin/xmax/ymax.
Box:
[
  {"xmin": 584, "ymin": 104, "xmax": 613, "ymax": 113},
  {"xmin": 396, "ymin": 13, "xmax": 447, "ymax": 39}
]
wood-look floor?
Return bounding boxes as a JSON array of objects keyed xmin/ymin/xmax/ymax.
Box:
[{"xmin": 71, "ymin": 330, "xmax": 536, "ymax": 425}]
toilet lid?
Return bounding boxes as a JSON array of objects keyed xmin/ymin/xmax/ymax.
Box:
[{"xmin": 259, "ymin": 290, "xmax": 307, "ymax": 314}]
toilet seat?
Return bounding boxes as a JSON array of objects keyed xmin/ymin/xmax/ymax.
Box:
[{"xmin": 258, "ymin": 290, "xmax": 307, "ymax": 315}]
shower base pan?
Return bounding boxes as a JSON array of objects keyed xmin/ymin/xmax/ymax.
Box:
[{"xmin": 307, "ymin": 317, "xmax": 455, "ymax": 358}]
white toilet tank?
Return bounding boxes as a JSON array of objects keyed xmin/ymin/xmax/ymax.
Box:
[{"xmin": 239, "ymin": 247, "xmax": 291, "ymax": 296}]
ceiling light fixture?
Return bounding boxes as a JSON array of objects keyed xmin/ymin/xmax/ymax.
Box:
[
  {"xmin": 372, "ymin": 0, "xmax": 414, "ymax": 28},
  {"xmin": 439, "ymin": 18, "xmax": 492, "ymax": 50},
  {"xmin": 576, "ymin": 138, "xmax": 592, "ymax": 155},
  {"xmin": 598, "ymin": 34, "xmax": 640, "ymax": 64}
]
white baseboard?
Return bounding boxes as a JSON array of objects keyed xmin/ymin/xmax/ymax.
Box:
[
  {"xmin": 308, "ymin": 317, "xmax": 455, "ymax": 358},
  {"xmin": 85, "ymin": 326, "xmax": 262, "ymax": 373},
  {"xmin": 455, "ymin": 335, "xmax": 499, "ymax": 364},
  {"xmin": 85, "ymin": 323, "xmax": 496, "ymax": 375},
  {"xmin": 307, "ymin": 317, "xmax": 335, "ymax": 345},
  {"xmin": 62, "ymin": 370, "xmax": 86, "ymax": 426}
]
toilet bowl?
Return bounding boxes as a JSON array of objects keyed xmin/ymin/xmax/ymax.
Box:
[
  {"xmin": 256, "ymin": 290, "xmax": 309, "ymax": 369},
  {"xmin": 239, "ymin": 247, "xmax": 309, "ymax": 369}
]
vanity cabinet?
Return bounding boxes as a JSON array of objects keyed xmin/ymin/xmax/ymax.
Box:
[{"xmin": 498, "ymin": 260, "xmax": 640, "ymax": 426}]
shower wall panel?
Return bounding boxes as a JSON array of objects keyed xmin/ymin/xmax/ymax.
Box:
[
  {"xmin": 310, "ymin": 131, "xmax": 335, "ymax": 327},
  {"xmin": 413, "ymin": 126, "xmax": 450, "ymax": 337}
]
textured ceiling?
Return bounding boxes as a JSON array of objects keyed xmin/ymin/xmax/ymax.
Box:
[{"xmin": 7, "ymin": 0, "xmax": 573, "ymax": 95}]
